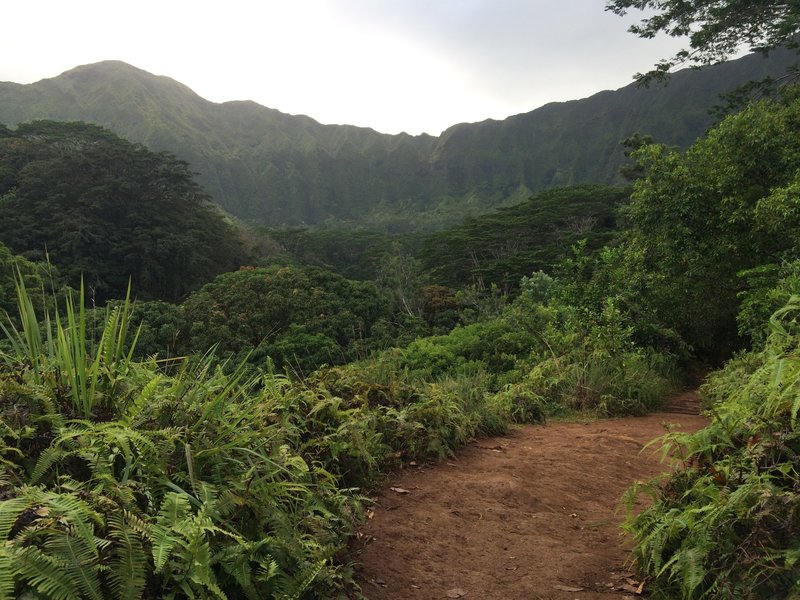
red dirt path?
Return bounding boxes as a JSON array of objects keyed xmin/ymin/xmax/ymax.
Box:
[{"xmin": 351, "ymin": 393, "xmax": 706, "ymax": 600}]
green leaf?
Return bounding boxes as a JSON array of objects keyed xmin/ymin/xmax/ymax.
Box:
[
  {"xmin": 151, "ymin": 493, "xmax": 190, "ymax": 573},
  {"xmin": 15, "ymin": 545, "xmax": 80, "ymax": 600},
  {"xmin": 107, "ymin": 512, "xmax": 148, "ymax": 600}
]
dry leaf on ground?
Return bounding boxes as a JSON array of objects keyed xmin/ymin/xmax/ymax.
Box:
[{"xmin": 554, "ymin": 584, "xmax": 584, "ymax": 592}]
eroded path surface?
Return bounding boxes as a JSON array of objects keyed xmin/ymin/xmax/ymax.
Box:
[{"xmin": 352, "ymin": 394, "xmax": 706, "ymax": 600}]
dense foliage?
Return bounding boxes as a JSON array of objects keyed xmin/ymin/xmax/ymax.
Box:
[
  {"xmin": 178, "ymin": 266, "xmax": 392, "ymax": 374},
  {"xmin": 3, "ymin": 3, "xmax": 800, "ymax": 594},
  {"xmin": 0, "ymin": 121, "xmax": 242, "ymax": 302},
  {"xmin": 261, "ymin": 229, "xmax": 406, "ymax": 281},
  {"xmin": 0, "ymin": 241, "xmax": 46, "ymax": 321},
  {"xmin": 616, "ymin": 88, "xmax": 800, "ymax": 358},
  {"xmin": 610, "ymin": 80, "xmax": 800, "ymax": 600},
  {"xmin": 0, "ymin": 242, "xmax": 684, "ymax": 599},
  {"xmin": 420, "ymin": 185, "xmax": 623, "ymax": 290},
  {"xmin": 0, "ymin": 281, "xmax": 364, "ymax": 598},
  {"xmin": 6, "ymin": 267, "xmax": 666, "ymax": 598},
  {"xmin": 606, "ymin": 0, "xmax": 800, "ymax": 83},
  {"xmin": 623, "ymin": 298, "xmax": 800, "ymax": 598}
]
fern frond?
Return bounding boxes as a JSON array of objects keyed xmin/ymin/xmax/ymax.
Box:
[
  {"xmin": 256, "ymin": 557, "xmax": 280, "ymax": 584},
  {"xmin": 150, "ymin": 492, "xmax": 190, "ymax": 572},
  {"xmin": 15, "ymin": 545, "xmax": 80, "ymax": 600},
  {"xmin": 44, "ymin": 525, "xmax": 103, "ymax": 600},
  {"xmin": 122, "ymin": 374, "xmax": 164, "ymax": 426},
  {"xmin": 157, "ymin": 492, "xmax": 191, "ymax": 528},
  {"xmin": 214, "ymin": 544, "xmax": 259, "ymax": 600},
  {"xmin": 94, "ymin": 422, "xmax": 160, "ymax": 464},
  {"xmin": 0, "ymin": 496, "xmax": 32, "ymax": 540},
  {"xmin": 107, "ymin": 512, "xmax": 148, "ymax": 600},
  {"xmin": 29, "ymin": 444, "xmax": 65, "ymax": 485},
  {"xmin": 149, "ymin": 524, "xmax": 175, "ymax": 574},
  {"xmin": 34, "ymin": 489, "xmax": 102, "ymax": 529},
  {"xmin": 120, "ymin": 509, "xmax": 150, "ymax": 538},
  {"xmin": 0, "ymin": 547, "xmax": 16, "ymax": 600},
  {"xmin": 667, "ymin": 546, "xmax": 708, "ymax": 596},
  {"xmin": 175, "ymin": 513, "xmax": 227, "ymax": 600},
  {"xmin": 287, "ymin": 559, "xmax": 326, "ymax": 600}
]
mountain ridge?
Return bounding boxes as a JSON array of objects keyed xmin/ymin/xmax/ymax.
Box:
[{"xmin": 0, "ymin": 49, "xmax": 797, "ymax": 228}]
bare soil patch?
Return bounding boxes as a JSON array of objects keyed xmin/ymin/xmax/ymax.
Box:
[{"xmin": 351, "ymin": 396, "xmax": 707, "ymax": 599}]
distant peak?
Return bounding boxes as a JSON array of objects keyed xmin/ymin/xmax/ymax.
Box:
[
  {"xmin": 61, "ymin": 60, "xmax": 148, "ymax": 76},
  {"xmin": 53, "ymin": 60, "xmax": 203, "ymax": 102}
]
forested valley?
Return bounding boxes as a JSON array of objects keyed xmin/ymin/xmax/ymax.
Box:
[{"xmin": 2, "ymin": 2, "xmax": 800, "ymax": 598}]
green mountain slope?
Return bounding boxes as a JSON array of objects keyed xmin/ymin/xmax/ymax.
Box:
[{"xmin": 0, "ymin": 49, "xmax": 796, "ymax": 228}]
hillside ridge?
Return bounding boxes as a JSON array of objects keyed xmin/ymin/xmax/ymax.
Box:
[{"xmin": 0, "ymin": 48, "xmax": 796, "ymax": 228}]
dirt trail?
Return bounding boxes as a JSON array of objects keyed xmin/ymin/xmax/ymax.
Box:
[{"xmin": 351, "ymin": 392, "xmax": 707, "ymax": 600}]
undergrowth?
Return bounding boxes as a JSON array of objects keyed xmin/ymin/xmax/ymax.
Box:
[
  {"xmin": 0, "ymin": 271, "xmax": 679, "ymax": 598},
  {"xmin": 623, "ymin": 297, "xmax": 800, "ymax": 599}
]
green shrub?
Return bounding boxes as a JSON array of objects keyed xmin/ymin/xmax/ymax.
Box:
[
  {"xmin": 179, "ymin": 265, "xmax": 391, "ymax": 373},
  {"xmin": 623, "ymin": 297, "xmax": 800, "ymax": 599},
  {"xmin": 0, "ymin": 276, "xmax": 361, "ymax": 598}
]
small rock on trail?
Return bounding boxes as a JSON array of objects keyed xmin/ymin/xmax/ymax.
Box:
[{"xmin": 351, "ymin": 402, "xmax": 707, "ymax": 599}]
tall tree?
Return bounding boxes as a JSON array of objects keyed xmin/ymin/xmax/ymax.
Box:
[
  {"xmin": 606, "ymin": 0, "xmax": 800, "ymax": 83},
  {"xmin": 179, "ymin": 265, "xmax": 391, "ymax": 372},
  {"xmin": 0, "ymin": 121, "xmax": 243, "ymax": 302},
  {"xmin": 617, "ymin": 88, "xmax": 800, "ymax": 357},
  {"xmin": 420, "ymin": 185, "xmax": 624, "ymax": 290}
]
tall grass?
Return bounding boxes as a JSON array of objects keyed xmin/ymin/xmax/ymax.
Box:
[{"xmin": 0, "ymin": 272, "xmax": 140, "ymax": 418}]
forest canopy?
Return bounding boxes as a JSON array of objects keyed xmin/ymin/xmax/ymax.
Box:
[{"xmin": 0, "ymin": 120, "xmax": 243, "ymax": 302}]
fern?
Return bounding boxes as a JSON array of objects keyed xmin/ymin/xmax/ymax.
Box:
[
  {"xmin": 285, "ymin": 559, "xmax": 326, "ymax": 600},
  {"xmin": 0, "ymin": 495, "xmax": 31, "ymax": 540},
  {"xmin": 121, "ymin": 373, "xmax": 164, "ymax": 426},
  {"xmin": 214, "ymin": 544, "xmax": 260, "ymax": 600},
  {"xmin": 29, "ymin": 444, "xmax": 65, "ymax": 485},
  {"xmin": 179, "ymin": 521, "xmax": 227, "ymax": 600},
  {"xmin": 0, "ymin": 546, "xmax": 16, "ymax": 600},
  {"xmin": 256, "ymin": 557, "xmax": 280, "ymax": 585},
  {"xmin": 625, "ymin": 297, "xmax": 800, "ymax": 598},
  {"xmin": 44, "ymin": 525, "xmax": 103, "ymax": 600},
  {"xmin": 15, "ymin": 545, "xmax": 80, "ymax": 600},
  {"xmin": 107, "ymin": 512, "xmax": 148, "ymax": 600},
  {"xmin": 150, "ymin": 492, "xmax": 190, "ymax": 573},
  {"xmin": 1, "ymin": 275, "xmax": 376, "ymax": 598}
]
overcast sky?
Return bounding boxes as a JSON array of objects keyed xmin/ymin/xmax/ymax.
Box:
[{"xmin": 1, "ymin": 0, "xmax": 688, "ymax": 135}]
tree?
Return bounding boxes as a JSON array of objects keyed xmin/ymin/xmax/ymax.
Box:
[
  {"xmin": 179, "ymin": 265, "xmax": 391, "ymax": 373},
  {"xmin": 616, "ymin": 88, "xmax": 800, "ymax": 358},
  {"xmin": 420, "ymin": 185, "xmax": 624, "ymax": 290},
  {"xmin": 0, "ymin": 121, "xmax": 243, "ymax": 303},
  {"xmin": 606, "ymin": 0, "xmax": 800, "ymax": 83},
  {"xmin": 0, "ymin": 242, "xmax": 46, "ymax": 320}
]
